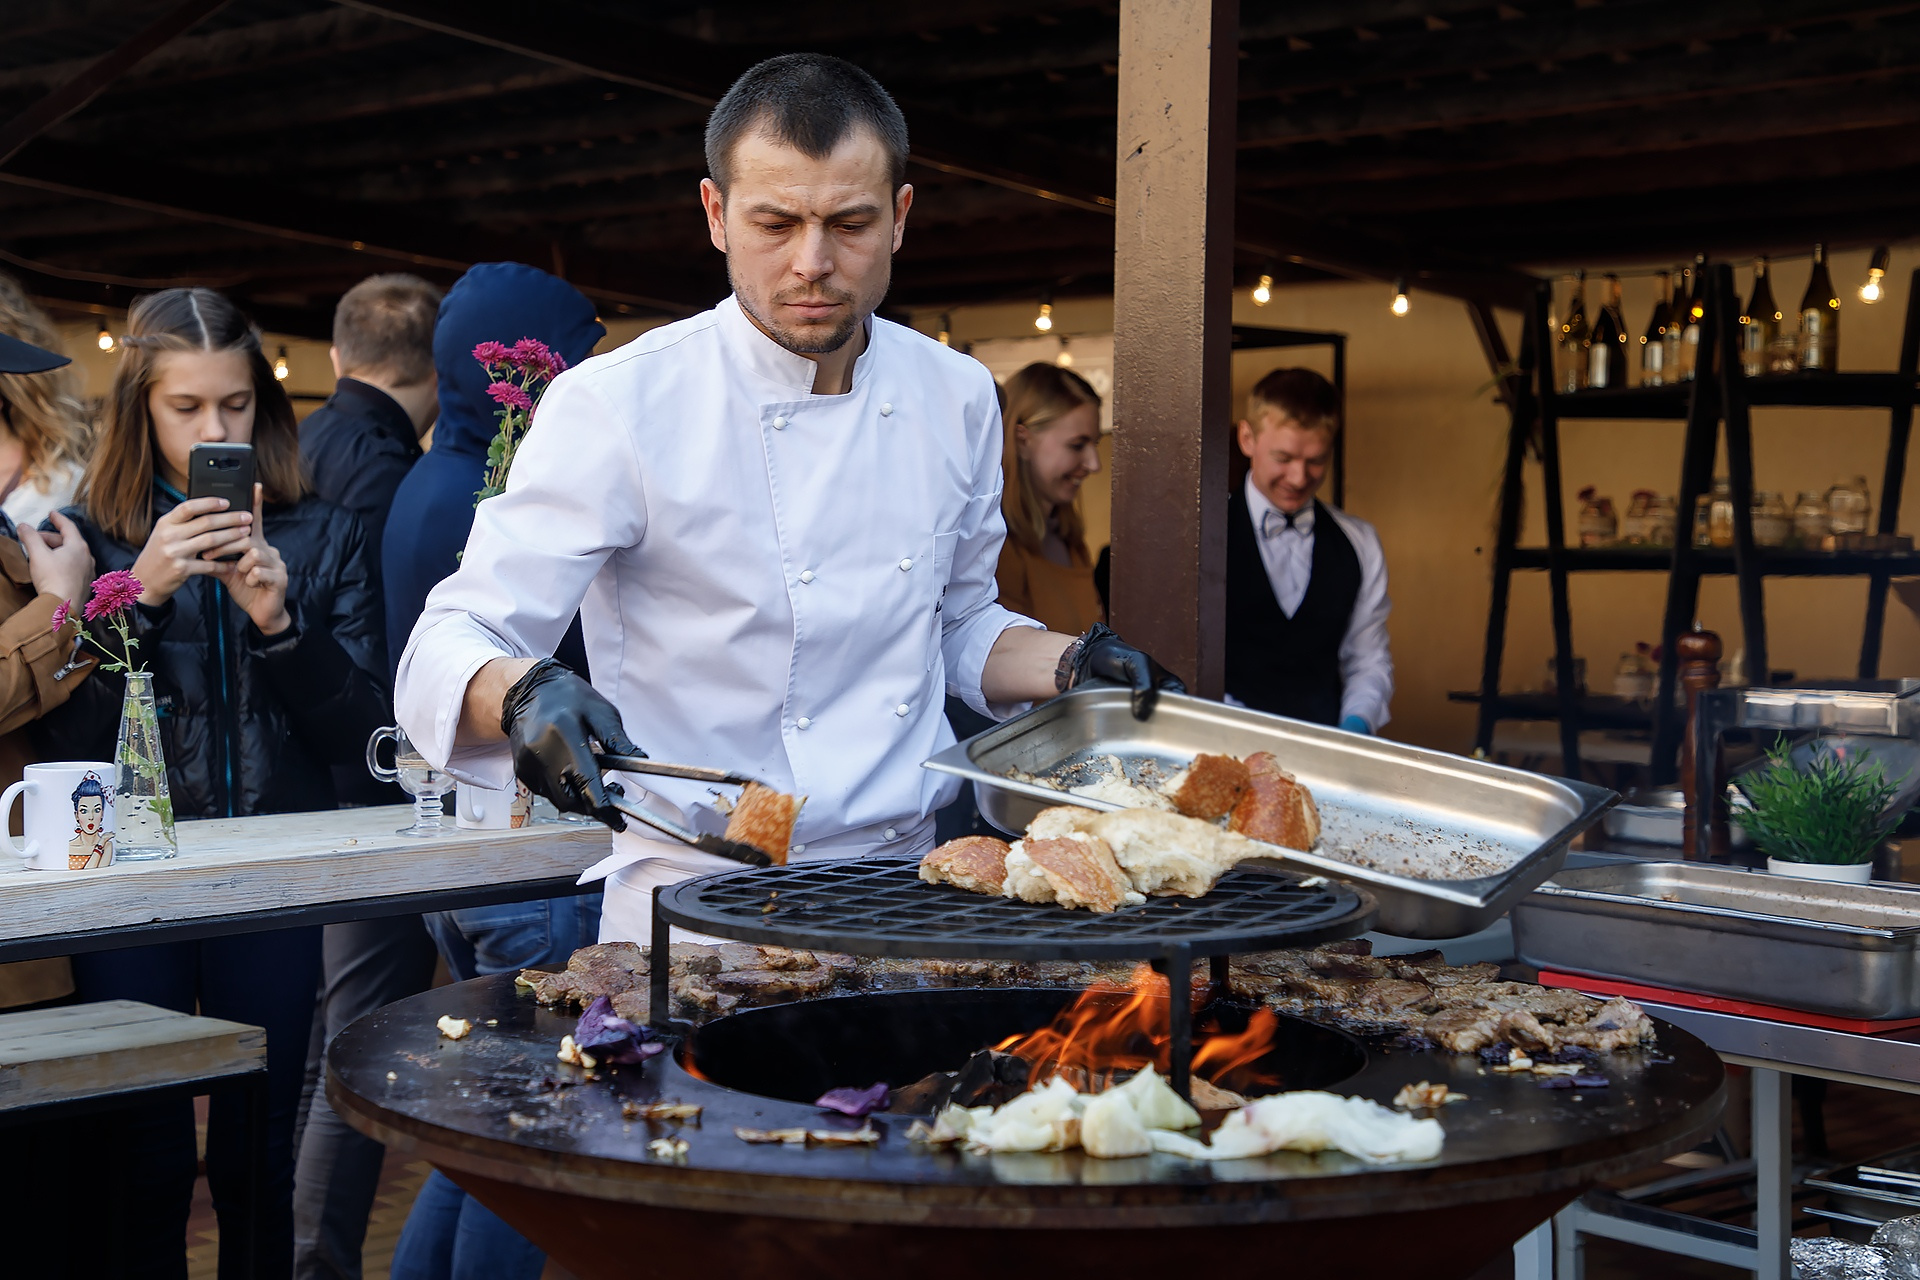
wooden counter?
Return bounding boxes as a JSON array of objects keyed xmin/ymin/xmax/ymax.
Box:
[{"xmin": 0, "ymin": 806, "xmax": 610, "ymax": 962}]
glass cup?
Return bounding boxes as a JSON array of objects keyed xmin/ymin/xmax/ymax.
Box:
[{"xmin": 366, "ymin": 724, "xmax": 455, "ymax": 837}]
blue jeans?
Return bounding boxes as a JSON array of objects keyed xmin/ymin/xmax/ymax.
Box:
[{"xmin": 390, "ymin": 894, "xmax": 600, "ymax": 1280}]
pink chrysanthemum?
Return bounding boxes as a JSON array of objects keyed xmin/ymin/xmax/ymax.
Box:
[
  {"xmin": 485, "ymin": 381, "xmax": 533, "ymax": 411},
  {"xmin": 508, "ymin": 338, "xmax": 564, "ymax": 379},
  {"xmin": 472, "ymin": 340, "xmax": 511, "ymax": 366},
  {"xmin": 84, "ymin": 570, "xmax": 142, "ymax": 622},
  {"xmin": 49, "ymin": 600, "xmax": 69, "ymax": 632}
]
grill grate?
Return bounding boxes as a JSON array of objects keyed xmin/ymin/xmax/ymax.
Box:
[{"xmin": 654, "ymin": 855, "xmax": 1373, "ymax": 961}]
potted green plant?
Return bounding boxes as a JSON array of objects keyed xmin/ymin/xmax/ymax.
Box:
[{"xmin": 1737, "ymin": 740, "xmax": 1901, "ymax": 883}]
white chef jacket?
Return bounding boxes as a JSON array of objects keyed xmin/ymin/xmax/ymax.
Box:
[
  {"xmin": 1242, "ymin": 473, "xmax": 1394, "ymax": 731},
  {"xmin": 395, "ymin": 295, "xmax": 1042, "ymax": 937}
]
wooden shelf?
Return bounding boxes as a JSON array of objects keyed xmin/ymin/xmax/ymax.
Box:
[
  {"xmin": 1509, "ymin": 547, "xmax": 1920, "ymax": 576},
  {"xmin": 1548, "ymin": 371, "xmax": 1920, "ymax": 420},
  {"xmin": 1449, "ymin": 690, "xmax": 1655, "ymax": 731}
]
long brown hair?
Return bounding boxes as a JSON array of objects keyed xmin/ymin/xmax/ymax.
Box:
[
  {"xmin": 0, "ymin": 272, "xmax": 93, "ymax": 492},
  {"xmin": 83, "ymin": 288, "xmax": 306, "ymax": 545},
  {"xmin": 1000, "ymin": 361, "xmax": 1099, "ymax": 561}
]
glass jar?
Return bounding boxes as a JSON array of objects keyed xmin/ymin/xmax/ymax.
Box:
[
  {"xmin": 1613, "ymin": 650, "xmax": 1655, "ymax": 700},
  {"xmin": 1828, "ymin": 476, "xmax": 1872, "ymax": 536},
  {"xmin": 1621, "ymin": 490, "xmax": 1655, "ymax": 543},
  {"xmin": 1794, "ymin": 491, "xmax": 1830, "ymax": 545},
  {"xmin": 1577, "ymin": 487, "xmax": 1617, "ymax": 547},
  {"xmin": 1644, "ymin": 494, "xmax": 1678, "ymax": 546},
  {"xmin": 1751, "ymin": 491, "xmax": 1791, "ymax": 548},
  {"xmin": 1695, "ymin": 478, "xmax": 1735, "ymax": 548}
]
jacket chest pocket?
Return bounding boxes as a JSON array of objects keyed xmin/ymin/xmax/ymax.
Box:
[{"xmin": 927, "ymin": 529, "xmax": 960, "ymax": 671}]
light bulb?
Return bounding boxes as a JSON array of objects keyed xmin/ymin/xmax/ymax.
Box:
[
  {"xmin": 1861, "ymin": 246, "xmax": 1891, "ymax": 304},
  {"xmin": 936, "ymin": 312, "xmax": 952, "ymax": 346},
  {"xmin": 1390, "ymin": 277, "xmax": 1410, "ymax": 317},
  {"xmin": 1034, "ymin": 302, "xmax": 1053, "ymax": 332},
  {"xmin": 95, "ymin": 321, "xmax": 113, "ymax": 352},
  {"xmin": 1251, "ymin": 273, "xmax": 1273, "ymax": 307},
  {"xmin": 1056, "ymin": 339, "xmax": 1073, "ymax": 368},
  {"xmin": 273, "ymin": 346, "xmax": 289, "ymax": 381}
]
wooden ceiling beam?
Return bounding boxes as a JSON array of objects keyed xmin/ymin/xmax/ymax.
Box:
[
  {"xmin": 5, "ymin": 0, "xmax": 172, "ymax": 44},
  {"xmin": 1238, "ymin": 0, "xmax": 1918, "ymax": 98},
  {"xmin": 0, "ymin": 0, "xmax": 233, "ymax": 167},
  {"xmin": 1239, "ymin": 16, "xmax": 1920, "ymax": 148},
  {"xmin": 1233, "ymin": 197, "xmax": 1536, "ymax": 309},
  {"xmin": 655, "ymin": 0, "xmax": 1115, "ymax": 44}
]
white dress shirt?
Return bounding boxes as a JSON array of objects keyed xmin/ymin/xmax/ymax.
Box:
[
  {"xmin": 395, "ymin": 296, "xmax": 1041, "ymax": 939},
  {"xmin": 1242, "ymin": 473, "xmax": 1394, "ymax": 731}
]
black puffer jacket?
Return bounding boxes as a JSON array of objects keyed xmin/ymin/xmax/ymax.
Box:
[{"xmin": 35, "ymin": 482, "xmax": 390, "ymax": 819}]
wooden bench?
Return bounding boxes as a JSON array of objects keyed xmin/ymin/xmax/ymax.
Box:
[{"xmin": 0, "ymin": 999, "xmax": 269, "ymax": 1273}]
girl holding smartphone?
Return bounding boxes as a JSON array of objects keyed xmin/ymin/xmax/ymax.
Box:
[{"xmin": 36, "ymin": 287, "xmax": 388, "ymax": 1278}]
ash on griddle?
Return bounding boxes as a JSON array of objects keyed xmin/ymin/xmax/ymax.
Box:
[{"xmin": 889, "ymin": 1049, "xmax": 1031, "ymax": 1114}]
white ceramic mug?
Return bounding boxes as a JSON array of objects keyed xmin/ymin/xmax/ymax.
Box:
[
  {"xmin": 2, "ymin": 761, "xmax": 118, "ymax": 871},
  {"xmin": 456, "ymin": 780, "xmax": 532, "ymax": 831}
]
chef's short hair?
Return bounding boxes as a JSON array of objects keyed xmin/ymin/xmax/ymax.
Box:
[
  {"xmin": 706, "ymin": 54, "xmax": 909, "ymax": 194},
  {"xmin": 1246, "ymin": 368, "xmax": 1341, "ymax": 437},
  {"xmin": 333, "ymin": 274, "xmax": 441, "ymax": 387}
]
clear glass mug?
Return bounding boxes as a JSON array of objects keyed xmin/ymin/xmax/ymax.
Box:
[{"xmin": 366, "ymin": 724, "xmax": 454, "ymax": 837}]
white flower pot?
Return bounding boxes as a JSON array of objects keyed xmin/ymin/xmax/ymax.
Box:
[{"xmin": 1766, "ymin": 858, "xmax": 1874, "ymax": 884}]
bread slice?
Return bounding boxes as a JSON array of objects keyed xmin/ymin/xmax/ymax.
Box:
[
  {"xmin": 1019, "ymin": 835, "xmax": 1139, "ymax": 913},
  {"xmin": 724, "ymin": 783, "xmax": 802, "ymax": 864},
  {"xmin": 1085, "ymin": 808, "xmax": 1262, "ymax": 898},
  {"xmin": 919, "ymin": 835, "xmax": 1012, "ymax": 894},
  {"xmin": 1228, "ymin": 752, "xmax": 1321, "ymax": 851},
  {"xmin": 1166, "ymin": 752, "xmax": 1251, "ymax": 821}
]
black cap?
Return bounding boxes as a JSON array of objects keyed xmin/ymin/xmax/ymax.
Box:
[{"xmin": 0, "ymin": 332, "xmax": 72, "ymax": 375}]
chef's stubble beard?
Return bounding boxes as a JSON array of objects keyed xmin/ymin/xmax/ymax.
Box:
[{"xmin": 729, "ymin": 257, "xmax": 886, "ymax": 357}]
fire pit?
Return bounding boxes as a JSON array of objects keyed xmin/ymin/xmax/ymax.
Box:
[{"xmin": 330, "ymin": 970, "xmax": 1724, "ymax": 1280}]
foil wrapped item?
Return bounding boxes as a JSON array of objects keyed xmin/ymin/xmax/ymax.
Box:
[
  {"xmin": 1791, "ymin": 1236, "xmax": 1894, "ymax": 1279},
  {"xmin": 1871, "ymin": 1216, "xmax": 1920, "ymax": 1278}
]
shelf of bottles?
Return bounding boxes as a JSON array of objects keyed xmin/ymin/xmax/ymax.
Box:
[{"xmin": 1547, "ymin": 247, "xmax": 1914, "ymax": 411}]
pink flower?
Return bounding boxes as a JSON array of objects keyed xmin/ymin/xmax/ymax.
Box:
[
  {"xmin": 485, "ymin": 381, "xmax": 533, "ymax": 411},
  {"xmin": 508, "ymin": 337, "xmax": 550, "ymax": 369},
  {"xmin": 50, "ymin": 600, "xmax": 69, "ymax": 632},
  {"xmin": 83, "ymin": 570, "xmax": 142, "ymax": 622},
  {"xmin": 472, "ymin": 341, "xmax": 510, "ymax": 366}
]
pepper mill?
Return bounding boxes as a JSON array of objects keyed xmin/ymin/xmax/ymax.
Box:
[{"xmin": 1678, "ymin": 625, "xmax": 1725, "ymax": 860}]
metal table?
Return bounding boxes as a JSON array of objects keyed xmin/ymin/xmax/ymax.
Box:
[
  {"xmin": 1513, "ymin": 998, "xmax": 1920, "ymax": 1280},
  {"xmin": 0, "ymin": 805, "xmax": 609, "ymax": 963}
]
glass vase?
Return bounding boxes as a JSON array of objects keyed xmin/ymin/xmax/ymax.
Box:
[{"xmin": 114, "ymin": 671, "xmax": 177, "ymax": 860}]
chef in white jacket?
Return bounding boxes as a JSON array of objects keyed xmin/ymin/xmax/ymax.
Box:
[{"xmin": 394, "ymin": 53, "xmax": 1180, "ymax": 943}]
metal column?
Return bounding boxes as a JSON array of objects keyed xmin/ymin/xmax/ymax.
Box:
[
  {"xmin": 1752, "ymin": 1067, "xmax": 1793, "ymax": 1280},
  {"xmin": 1110, "ymin": 0, "xmax": 1238, "ymax": 699}
]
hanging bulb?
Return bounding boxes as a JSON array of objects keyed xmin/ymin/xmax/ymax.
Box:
[
  {"xmin": 1251, "ymin": 273, "xmax": 1273, "ymax": 307},
  {"xmin": 1033, "ymin": 297, "xmax": 1053, "ymax": 332},
  {"xmin": 1390, "ymin": 277, "xmax": 1410, "ymax": 317},
  {"xmin": 1056, "ymin": 337, "xmax": 1073, "ymax": 367},
  {"xmin": 936, "ymin": 312, "xmax": 952, "ymax": 346},
  {"xmin": 1861, "ymin": 246, "xmax": 1891, "ymax": 303},
  {"xmin": 273, "ymin": 346, "xmax": 290, "ymax": 381},
  {"xmin": 95, "ymin": 320, "xmax": 113, "ymax": 352}
]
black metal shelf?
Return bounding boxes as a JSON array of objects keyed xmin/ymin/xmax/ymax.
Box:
[
  {"xmin": 1471, "ymin": 264, "xmax": 1920, "ymax": 784},
  {"xmin": 1448, "ymin": 690, "xmax": 1655, "ymax": 732},
  {"xmin": 1508, "ymin": 547, "xmax": 1920, "ymax": 576}
]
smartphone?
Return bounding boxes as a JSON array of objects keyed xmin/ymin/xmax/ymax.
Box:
[{"xmin": 186, "ymin": 442, "xmax": 255, "ymax": 563}]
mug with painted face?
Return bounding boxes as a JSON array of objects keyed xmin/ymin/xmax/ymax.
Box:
[
  {"xmin": 455, "ymin": 779, "xmax": 533, "ymax": 831},
  {"xmin": 0, "ymin": 762, "xmax": 118, "ymax": 871}
]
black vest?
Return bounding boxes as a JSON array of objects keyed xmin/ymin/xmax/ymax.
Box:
[{"xmin": 1224, "ymin": 492, "xmax": 1362, "ymax": 725}]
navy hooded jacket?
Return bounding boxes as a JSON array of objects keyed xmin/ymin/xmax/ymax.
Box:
[{"xmin": 381, "ymin": 263, "xmax": 605, "ymax": 677}]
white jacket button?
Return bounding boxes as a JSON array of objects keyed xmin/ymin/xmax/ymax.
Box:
[
  {"xmin": 883, "ymin": 827, "xmax": 898, "ymax": 840},
  {"xmin": 791, "ymin": 843, "xmax": 807, "ymax": 855},
  {"xmin": 880, "ymin": 402, "xmax": 894, "ymax": 416},
  {"xmin": 796, "ymin": 716, "xmax": 812, "ymax": 730},
  {"xmin": 799, "ymin": 570, "xmax": 815, "ymax": 584},
  {"xmin": 899, "ymin": 558, "xmax": 913, "ymax": 571},
  {"xmin": 772, "ymin": 415, "xmax": 788, "ymax": 430},
  {"xmin": 895, "ymin": 703, "xmax": 910, "ymax": 716}
]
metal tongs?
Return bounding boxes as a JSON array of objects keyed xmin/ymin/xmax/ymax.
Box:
[{"xmin": 594, "ymin": 753, "xmax": 774, "ymax": 867}]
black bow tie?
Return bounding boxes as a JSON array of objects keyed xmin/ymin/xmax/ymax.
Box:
[{"xmin": 1261, "ymin": 507, "xmax": 1308, "ymax": 538}]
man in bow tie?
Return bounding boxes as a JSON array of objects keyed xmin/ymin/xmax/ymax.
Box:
[{"xmin": 1224, "ymin": 368, "xmax": 1393, "ymax": 733}]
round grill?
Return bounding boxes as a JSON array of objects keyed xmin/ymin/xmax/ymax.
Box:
[{"xmin": 654, "ymin": 855, "xmax": 1374, "ymax": 961}]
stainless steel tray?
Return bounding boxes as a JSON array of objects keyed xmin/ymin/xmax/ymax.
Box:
[
  {"xmin": 923, "ymin": 688, "xmax": 1615, "ymax": 939},
  {"xmin": 1513, "ymin": 862, "xmax": 1920, "ymax": 1019},
  {"xmin": 1602, "ymin": 789, "xmax": 1751, "ymax": 850}
]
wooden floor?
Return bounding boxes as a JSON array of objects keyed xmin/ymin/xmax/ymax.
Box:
[{"xmin": 176, "ymin": 1074, "xmax": 1920, "ymax": 1279}]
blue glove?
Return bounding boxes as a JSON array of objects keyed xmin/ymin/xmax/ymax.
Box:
[{"xmin": 1339, "ymin": 714, "xmax": 1371, "ymax": 735}]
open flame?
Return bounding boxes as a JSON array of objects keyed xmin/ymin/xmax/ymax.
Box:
[{"xmin": 994, "ymin": 964, "xmax": 1282, "ymax": 1094}]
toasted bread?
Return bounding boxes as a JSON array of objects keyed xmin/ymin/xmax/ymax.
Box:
[
  {"xmin": 1228, "ymin": 752, "xmax": 1321, "ymax": 851},
  {"xmin": 919, "ymin": 835, "xmax": 1012, "ymax": 895},
  {"xmin": 1167, "ymin": 752, "xmax": 1251, "ymax": 820},
  {"xmin": 724, "ymin": 783, "xmax": 801, "ymax": 864},
  {"xmin": 1019, "ymin": 835, "xmax": 1138, "ymax": 913}
]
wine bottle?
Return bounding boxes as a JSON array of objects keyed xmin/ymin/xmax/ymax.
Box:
[
  {"xmin": 1663, "ymin": 263, "xmax": 1690, "ymax": 380},
  {"xmin": 1677, "ymin": 253, "xmax": 1707, "ymax": 381},
  {"xmin": 1799, "ymin": 242, "xmax": 1840, "ymax": 371},
  {"xmin": 1741, "ymin": 257, "xmax": 1780, "ymax": 378},
  {"xmin": 1556, "ymin": 270, "xmax": 1590, "ymax": 394},
  {"xmin": 1588, "ymin": 273, "xmax": 1628, "ymax": 389},
  {"xmin": 1641, "ymin": 270, "xmax": 1673, "ymax": 386}
]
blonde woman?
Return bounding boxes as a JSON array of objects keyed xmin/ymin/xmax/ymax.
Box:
[
  {"xmin": 996, "ymin": 361, "xmax": 1105, "ymax": 635},
  {"xmin": 0, "ymin": 273, "xmax": 91, "ymax": 527}
]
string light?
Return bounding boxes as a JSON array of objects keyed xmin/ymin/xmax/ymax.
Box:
[
  {"xmin": 1033, "ymin": 293, "xmax": 1053, "ymax": 332},
  {"xmin": 1861, "ymin": 246, "xmax": 1891, "ymax": 303},
  {"xmin": 936, "ymin": 312, "xmax": 952, "ymax": 346},
  {"xmin": 1251, "ymin": 272, "xmax": 1273, "ymax": 307},
  {"xmin": 95, "ymin": 320, "xmax": 113, "ymax": 352},
  {"xmin": 1390, "ymin": 277, "xmax": 1410, "ymax": 317},
  {"xmin": 1056, "ymin": 337, "xmax": 1073, "ymax": 368},
  {"xmin": 273, "ymin": 345, "xmax": 290, "ymax": 381}
]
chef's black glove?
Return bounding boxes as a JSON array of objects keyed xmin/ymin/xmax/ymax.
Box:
[
  {"xmin": 1064, "ymin": 622, "xmax": 1186, "ymax": 720},
  {"xmin": 500, "ymin": 657, "xmax": 643, "ymax": 831}
]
